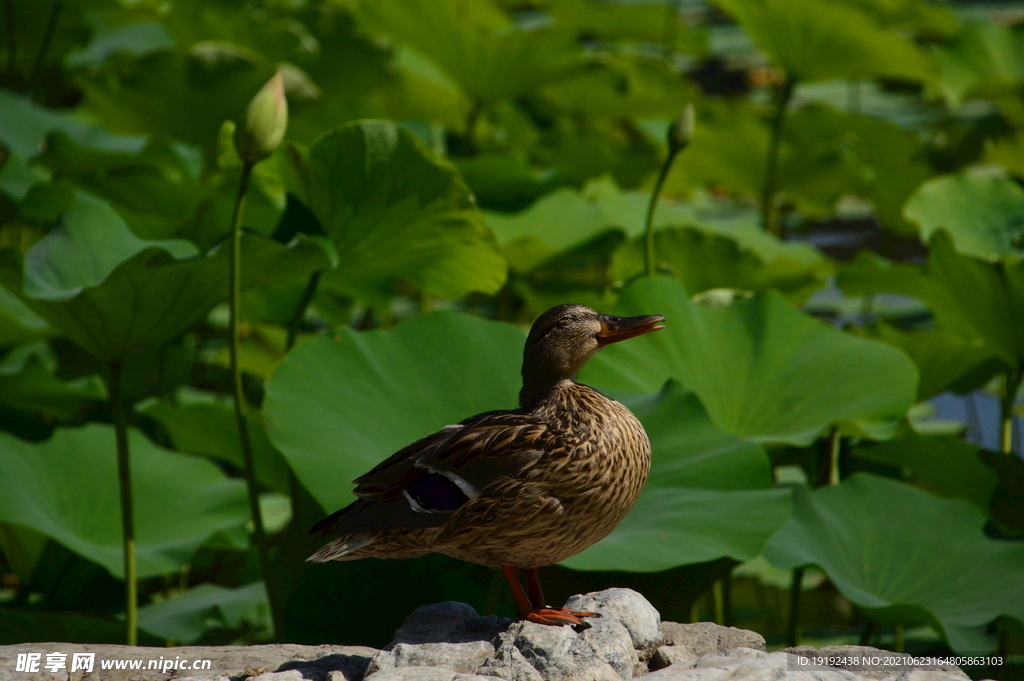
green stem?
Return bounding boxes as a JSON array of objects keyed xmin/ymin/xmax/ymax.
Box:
[
  {"xmin": 285, "ymin": 270, "xmax": 321, "ymax": 352},
  {"xmin": 228, "ymin": 162, "xmax": 278, "ymax": 635},
  {"xmin": 787, "ymin": 567, "xmax": 804, "ymax": 647},
  {"xmin": 894, "ymin": 624, "xmax": 904, "ymax": 653},
  {"xmin": 109, "ymin": 361, "xmax": 137, "ymax": 646},
  {"xmin": 722, "ymin": 569, "xmax": 732, "ymax": 627},
  {"xmin": 644, "ymin": 147, "xmax": 680, "ymax": 277},
  {"xmin": 463, "ymin": 99, "xmax": 483, "ymax": 154},
  {"xmin": 712, "ymin": 579, "xmax": 724, "ymax": 626},
  {"xmin": 761, "ymin": 77, "xmax": 795, "ymax": 236},
  {"xmin": 30, "ymin": 0, "xmax": 60, "ymax": 86},
  {"xmin": 999, "ymin": 369, "xmax": 1022, "ymax": 455},
  {"xmin": 828, "ymin": 427, "xmax": 841, "ymax": 486}
]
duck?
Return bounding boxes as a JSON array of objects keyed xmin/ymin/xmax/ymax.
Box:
[{"xmin": 308, "ymin": 304, "xmax": 665, "ymax": 626}]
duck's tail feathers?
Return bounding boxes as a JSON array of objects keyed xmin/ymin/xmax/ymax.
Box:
[{"xmin": 306, "ymin": 532, "xmax": 375, "ymax": 562}]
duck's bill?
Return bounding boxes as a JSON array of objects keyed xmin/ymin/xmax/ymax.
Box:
[{"xmin": 596, "ymin": 314, "xmax": 666, "ymax": 345}]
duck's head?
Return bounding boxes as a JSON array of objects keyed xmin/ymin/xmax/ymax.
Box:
[{"xmin": 521, "ymin": 304, "xmax": 664, "ymax": 403}]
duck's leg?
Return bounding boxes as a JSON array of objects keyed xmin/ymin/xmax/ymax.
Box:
[{"xmin": 501, "ymin": 565, "xmax": 600, "ymax": 627}]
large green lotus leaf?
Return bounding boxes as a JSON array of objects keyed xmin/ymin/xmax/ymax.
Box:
[
  {"xmin": 582, "ymin": 277, "xmax": 917, "ymax": 444},
  {"xmin": 138, "ymin": 582, "xmax": 268, "ymax": 643},
  {"xmin": 0, "ymin": 286, "xmax": 50, "ymax": 346},
  {"xmin": 0, "ymin": 354, "xmax": 105, "ymax": 419},
  {"xmin": 141, "ymin": 400, "xmax": 290, "ymax": 494},
  {"xmin": 263, "ymin": 311, "xmax": 525, "ymax": 511},
  {"xmin": 0, "ymin": 424, "xmax": 249, "ymax": 578},
  {"xmin": 357, "ymin": 0, "xmax": 585, "ymax": 102},
  {"xmin": 19, "ymin": 193, "xmax": 197, "ymax": 300},
  {"xmin": 934, "ymin": 21, "xmax": 1024, "ymax": 106},
  {"xmin": 839, "ymin": 231, "xmax": 1024, "ymax": 370},
  {"xmin": 0, "ymin": 195, "xmax": 329, "ymax": 360},
  {"xmin": 454, "ymin": 155, "xmax": 569, "ymax": 214},
  {"xmin": 486, "ymin": 176, "xmax": 697, "ymax": 258},
  {"xmin": 843, "ymin": 0, "xmax": 958, "ymax": 36},
  {"xmin": 669, "ymin": 101, "xmax": 931, "ymax": 233},
  {"xmin": 0, "ymin": 90, "xmax": 145, "ymax": 160},
  {"xmin": 904, "ymin": 169, "xmax": 1024, "ymax": 261},
  {"xmin": 864, "ymin": 323, "xmax": 1000, "ymax": 400},
  {"xmin": 539, "ymin": 50, "xmax": 695, "ymax": 120},
  {"xmin": 611, "ymin": 227, "xmax": 829, "ymax": 305},
  {"xmin": 487, "ymin": 175, "xmax": 819, "ymax": 275},
  {"xmin": 292, "ymin": 121, "xmax": 506, "ymax": 302},
  {"xmin": 765, "ymin": 473, "xmax": 1024, "ymax": 651},
  {"xmin": 713, "ymin": 0, "xmax": 934, "ymax": 83},
  {"xmin": 851, "ymin": 426, "xmax": 998, "ymax": 512},
  {"xmin": 562, "ymin": 383, "xmax": 791, "ymax": 572},
  {"xmin": 37, "ymin": 133, "xmax": 205, "ymax": 242},
  {"xmin": 546, "ymin": 0, "xmax": 703, "ymax": 47}
]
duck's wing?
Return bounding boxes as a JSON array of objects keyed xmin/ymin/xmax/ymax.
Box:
[{"xmin": 310, "ymin": 410, "xmax": 552, "ymax": 536}]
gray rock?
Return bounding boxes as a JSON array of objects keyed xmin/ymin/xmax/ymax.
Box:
[
  {"xmin": 365, "ymin": 667, "xmax": 504, "ymax": 681},
  {"xmin": 389, "ymin": 603, "xmax": 510, "ymax": 646},
  {"xmin": 564, "ymin": 589, "xmax": 663, "ymax": 652},
  {"xmin": 576, "ymin": 618, "xmax": 636, "ymax": 679},
  {"xmin": 651, "ymin": 647, "xmax": 694, "ymax": 670},
  {"xmin": 368, "ymin": 642, "xmax": 496, "ymax": 676},
  {"xmin": 252, "ymin": 672, "xmax": 307, "ymax": 681},
  {"xmin": 494, "ymin": 621, "xmax": 621, "ymax": 681},
  {"xmin": 646, "ymin": 648, "xmax": 860, "ymax": 681},
  {"xmin": 781, "ymin": 647, "xmax": 969, "ymax": 681},
  {"xmin": 655, "ymin": 622, "xmax": 766, "ymax": 667},
  {"xmin": 896, "ymin": 672, "xmax": 971, "ymax": 681},
  {"xmin": 0, "ymin": 643, "xmax": 376, "ymax": 681}
]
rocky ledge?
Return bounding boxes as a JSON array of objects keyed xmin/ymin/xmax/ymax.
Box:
[{"xmin": 0, "ymin": 589, "xmax": 973, "ymax": 681}]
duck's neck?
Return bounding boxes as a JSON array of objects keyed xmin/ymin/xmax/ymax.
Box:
[{"xmin": 519, "ymin": 371, "xmax": 575, "ymax": 411}]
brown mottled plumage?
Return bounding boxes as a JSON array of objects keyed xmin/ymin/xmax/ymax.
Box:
[{"xmin": 308, "ymin": 303, "xmax": 664, "ymax": 626}]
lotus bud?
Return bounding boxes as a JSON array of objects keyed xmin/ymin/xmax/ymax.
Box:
[
  {"xmin": 668, "ymin": 102, "xmax": 695, "ymax": 154},
  {"xmin": 234, "ymin": 72, "xmax": 289, "ymax": 165}
]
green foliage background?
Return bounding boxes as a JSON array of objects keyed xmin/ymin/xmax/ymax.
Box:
[{"xmin": 0, "ymin": 0, "xmax": 1022, "ymax": 667}]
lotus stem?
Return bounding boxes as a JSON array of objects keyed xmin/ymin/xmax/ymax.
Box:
[
  {"xmin": 228, "ymin": 161, "xmax": 278, "ymax": 635},
  {"xmin": 285, "ymin": 271, "xmax": 322, "ymax": 352},
  {"xmin": 643, "ymin": 150, "xmax": 678, "ymax": 278},
  {"xmin": 894, "ymin": 624, "xmax": 904, "ymax": 652},
  {"xmin": 999, "ymin": 369, "xmax": 1022, "ymax": 454},
  {"xmin": 786, "ymin": 567, "xmax": 804, "ymax": 647},
  {"xmin": 761, "ymin": 77, "xmax": 795, "ymax": 236},
  {"xmin": 712, "ymin": 579, "xmax": 724, "ymax": 626},
  {"xmin": 828, "ymin": 427, "xmax": 841, "ymax": 486},
  {"xmin": 30, "ymin": 0, "xmax": 60, "ymax": 86},
  {"xmin": 108, "ymin": 361, "xmax": 137, "ymax": 645}
]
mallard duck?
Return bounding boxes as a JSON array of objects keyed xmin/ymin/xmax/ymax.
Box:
[{"xmin": 308, "ymin": 304, "xmax": 664, "ymax": 626}]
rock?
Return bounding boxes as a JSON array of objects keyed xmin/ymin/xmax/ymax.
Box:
[
  {"xmin": 645, "ymin": 648, "xmax": 859, "ymax": 681},
  {"xmin": 486, "ymin": 621, "xmax": 621, "ymax": 681},
  {"xmin": 367, "ymin": 601, "xmax": 509, "ymax": 679},
  {"xmin": 0, "ymin": 643, "xmax": 376, "ymax": 681},
  {"xmin": 365, "ymin": 667, "xmax": 505, "ymax": 681},
  {"xmin": 564, "ymin": 589, "xmax": 663, "ymax": 652},
  {"xmin": 252, "ymin": 672, "xmax": 307, "ymax": 681},
  {"xmin": 651, "ymin": 647, "xmax": 693, "ymax": 670},
  {"xmin": 780, "ymin": 647, "xmax": 969, "ymax": 681},
  {"xmin": 386, "ymin": 602, "xmax": 511, "ymax": 647},
  {"xmin": 654, "ymin": 622, "xmax": 766, "ymax": 667},
  {"xmin": 369, "ymin": 642, "xmax": 496, "ymax": 675}
]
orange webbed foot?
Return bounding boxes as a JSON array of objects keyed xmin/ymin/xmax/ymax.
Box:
[{"xmin": 524, "ymin": 607, "xmax": 602, "ymax": 629}]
